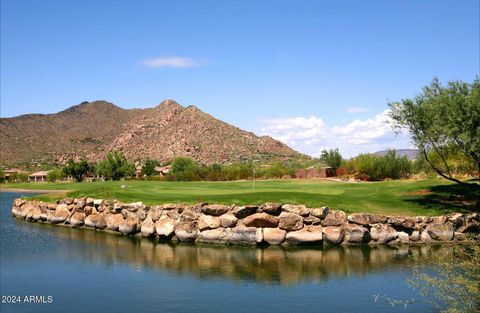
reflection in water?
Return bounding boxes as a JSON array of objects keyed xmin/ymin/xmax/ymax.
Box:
[{"xmin": 19, "ymin": 220, "xmax": 448, "ymax": 285}]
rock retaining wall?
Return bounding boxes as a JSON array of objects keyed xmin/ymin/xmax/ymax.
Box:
[{"xmin": 11, "ymin": 198, "xmax": 480, "ymax": 245}]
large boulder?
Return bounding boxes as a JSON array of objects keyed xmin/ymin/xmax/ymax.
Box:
[
  {"xmin": 119, "ymin": 217, "xmax": 138, "ymax": 235},
  {"xmin": 311, "ymin": 207, "xmax": 330, "ymax": 219},
  {"xmin": 201, "ymin": 204, "xmax": 230, "ymax": 216},
  {"xmin": 409, "ymin": 230, "xmax": 421, "ymax": 242},
  {"xmin": 197, "ymin": 228, "xmax": 230, "ymax": 244},
  {"xmin": 451, "ymin": 213, "xmax": 480, "ymax": 233},
  {"xmin": 228, "ymin": 225, "xmax": 261, "ymax": 245},
  {"xmin": 420, "ymin": 230, "xmax": 432, "ymax": 242},
  {"xmin": 369, "ymin": 214, "xmax": 388, "ymax": 224},
  {"xmin": 85, "ymin": 213, "xmax": 107, "ymax": 229},
  {"xmin": 243, "ymin": 213, "xmax": 279, "ymax": 228},
  {"xmin": 198, "ymin": 214, "xmax": 221, "ymax": 231},
  {"xmin": 303, "ymin": 215, "xmax": 321, "ymax": 225},
  {"xmin": 262, "ymin": 228, "xmax": 287, "ymax": 245},
  {"xmin": 396, "ymin": 231, "xmax": 410, "ymax": 244},
  {"xmin": 259, "ymin": 203, "xmax": 282, "ymax": 215},
  {"xmin": 387, "ymin": 216, "xmax": 415, "ymax": 230},
  {"xmin": 175, "ymin": 221, "xmax": 198, "ymax": 241},
  {"xmin": 177, "ymin": 209, "xmax": 198, "ymax": 223},
  {"xmin": 344, "ymin": 224, "xmax": 371, "ymax": 244},
  {"xmin": 148, "ymin": 207, "xmax": 163, "ymax": 222},
  {"xmin": 322, "ymin": 226, "xmax": 346, "ymax": 245},
  {"xmin": 278, "ymin": 212, "xmax": 304, "ymax": 231},
  {"xmin": 285, "ymin": 225, "xmax": 323, "ymax": 244},
  {"xmin": 425, "ymin": 223, "xmax": 454, "ymax": 241},
  {"xmin": 70, "ymin": 212, "xmax": 85, "ymax": 227},
  {"xmin": 322, "ymin": 210, "xmax": 347, "ymax": 227},
  {"xmin": 220, "ymin": 213, "xmax": 238, "ymax": 228},
  {"xmin": 347, "ymin": 213, "xmax": 370, "ymax": 226},
  {"xmin": 52, "ymin": 205, "xmax": 70, "ymax": 224},
  {"xmin": 155, "ymin": 216, "xmax": 176, "ymax": 237},
  {"xmin": 232, "ymin": 205, "xmax": 258, "ymax": 218},
  {"xmin": 281, "ymin": 204, "xmax": 310, "ymax": 216},
  {"xmin": 84, "ymin": 206, "xmax": 97, "ymax": 216},
  {"xmin": 126, "ymin": 202, "xmax": 144, "ymax": 212},
  {"xmin": 140, "ymin": 217, "xmax": 156, "ymax": 237},
  {"xmin": 32, "ymin": 206, "xmax": 43, "ymax": 221},
  {"xmin": 370, "ymin": 224, "xmax": 398, "ymax": 244},
  {"xmin": 105, "ymin": 214, "xmax": 124, "ymax": 231}
]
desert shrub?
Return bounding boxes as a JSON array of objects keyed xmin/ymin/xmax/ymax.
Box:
[
  {"xmin": 320, "ymin": 148, "xmax": 343, "ymax": 170},
  {"xmin": 348, "ymin": 150, "xmax": 411, "ymax": 180},
  {"xmin": 169, "ymin": 157, "xmax": 202, "ymax": 181},
  {"xmin": 47, "ymin": 169, "xmax": 64, "ymax": 182},
  {"xmin": 141, "ymin": 159, "xmax": 160, "ymax": 177},
  {"xmin": 96, "ymin": 151, "xmax": 135, "ymax": 181}
]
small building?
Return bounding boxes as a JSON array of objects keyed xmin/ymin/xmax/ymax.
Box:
[
  {"xmin": 295, "ymin": 166, "xmax": 335, "ymax": 179},
  {"xmin": 28, "ymin": 171, "xmax": 49, "ymax": 182},
  {"xmin": 2, "ymin": 168, "xmax": 23, "ymax": 180}
]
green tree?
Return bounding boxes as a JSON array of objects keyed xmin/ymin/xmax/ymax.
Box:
[
  {"xmin": 63, "ymin": 159, "xmax": 93, "ymax": 182},
  {"xmin": 409, "ymin": 239, "xmax": 480, "ymax": 313},
  {"xmin": 47, "ymin": 169, "xmax": 64, "ymax": 182},
  {"xmin": 97, "ymin": 151, "xmax": 135, "ymax": 180},
  {"xmin": 347, "ymin": 150, "xmax": 411, "ymax": 181},
  {"xmin": 389, "ymin": 78, "xmax": 480, "ymax": 184},
  {"xmin": 141, "ymin": 159, "xmax": 160, "ymax": 177},
  {"xmin": 169, "ymin": 157, "xmax": 201, "ymax": 181},
  {"xmin": 0, "ymin": 169, "xmax": 4, "ymax": 182},
  {"xmin": 16, "ymin": 173, "xmax": 29, "ymax": 182},
  {"xmin": 320, "ymin": 148, "xmax": 343, "ymax": 170}
]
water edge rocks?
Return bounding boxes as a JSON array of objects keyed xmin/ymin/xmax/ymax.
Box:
[{"xmin": 11, "ymin": 198, "xmax": 479, "ymax": 247}]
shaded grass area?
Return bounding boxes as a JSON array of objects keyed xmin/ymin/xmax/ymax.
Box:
[{"xmin": 1, "ymin": 179, "xmax": 478, "ymax": 216}]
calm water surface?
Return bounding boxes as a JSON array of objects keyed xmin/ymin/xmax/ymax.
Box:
[{"xmin": 0, "ymin": 192, "xmax": 437, "ymax": 313}]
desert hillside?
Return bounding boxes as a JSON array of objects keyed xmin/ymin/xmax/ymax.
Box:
[{"xmin": 0, "ymin": 99, "xmax": 300, "ymax": 165}]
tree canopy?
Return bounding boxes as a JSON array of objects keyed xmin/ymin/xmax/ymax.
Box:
[
  {"xmin": 389, "ymin": 78, "xmax": 480, "ymax": 185},
  {"xmin": 97, "ymin": 151, "xmax": 135, "ymax": 180},
  {"xmin": 63, "ymin": 159, "xmax": 93, "ymax": 182},
  {"xmin": 320, "ymin": 148, "xmax": 342, "ymax": 170}
]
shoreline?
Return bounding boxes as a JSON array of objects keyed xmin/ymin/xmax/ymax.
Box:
[{"xmin": 10, "ymin": 197, "xmax": 479, "ymax": 247}]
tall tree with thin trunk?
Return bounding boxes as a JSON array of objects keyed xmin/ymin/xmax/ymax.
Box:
[{"xmin": 388, "ymin": 77, "xmax": 480, "ymax": 186}]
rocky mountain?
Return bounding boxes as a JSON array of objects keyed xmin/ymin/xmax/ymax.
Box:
[{"xmin": 0, "ymin": 100, "xmax": 300, "ymax": 165}]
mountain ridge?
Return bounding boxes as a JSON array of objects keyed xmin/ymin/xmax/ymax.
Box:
[{"xmin": 0, "ymin": 99, "xmax": 301, "ymax": 165}]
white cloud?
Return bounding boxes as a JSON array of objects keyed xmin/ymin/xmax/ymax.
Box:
[
  {"xmin": 346, "ymin": 106, "xmax": 369, "ymax": 114},
  {"xmin": 260, "ymin": 110, "xmax": 412, "ymax": 158},
  {"xmin": 140, "ymin": 56, "xmax": 208, "ymax": 69}
]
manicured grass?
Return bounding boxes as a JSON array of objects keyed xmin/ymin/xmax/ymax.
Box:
[{"xmin": 1, "ymin": 179, "xmax": 478, "ymax": 216}]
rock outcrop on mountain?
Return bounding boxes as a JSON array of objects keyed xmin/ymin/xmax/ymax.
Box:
[{"xmin": 0, "ymin": 99, "xmax": 300, "ymax": 165}]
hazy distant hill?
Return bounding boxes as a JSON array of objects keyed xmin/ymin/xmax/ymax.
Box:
[
  {"xmin": 373, "ymin": 149, "xmax": 419, "ymax": 161},
  {"xmin": 0, "ymin": 99, "xmax": 300, "ymax": 165}
]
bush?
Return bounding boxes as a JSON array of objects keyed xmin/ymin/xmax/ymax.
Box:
[
  {"xmin": 63, "ymin": 159, "xmax": 94, "ymax": 182},
  {"xmin": 348, "ymin": 150, "xmax": 411, "ymax": 181},
  {"xmin": 97, "ymin": 151, "xmax": 135, "ymax": 180},
  {"xmin": 169, "ymin": 157, "xmax": 202, "ymax": 181},
  {"xmin": 320, "ymin": 148, "xmax": 343, "ymax": 170},
  {"xmin": 141, "ymin": 159, "xmax": 160, "ymax": 177},
  {"xmin": 47, "ymin": 170, "xmax": 64, "ymax": 182}
]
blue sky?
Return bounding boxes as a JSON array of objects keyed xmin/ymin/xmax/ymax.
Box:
[{"xmin": 1, "ymin": 0, "xmax": 479, "ymax": 157}]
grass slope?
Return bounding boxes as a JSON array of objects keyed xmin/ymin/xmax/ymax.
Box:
[{"xmin": 1, "ymin": 179, "xmax": 478, "ymax": 216}]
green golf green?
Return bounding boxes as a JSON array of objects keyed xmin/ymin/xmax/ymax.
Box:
[{"xmin": 2, "ymin": 178, "xmax": 478, "ymax": 216}]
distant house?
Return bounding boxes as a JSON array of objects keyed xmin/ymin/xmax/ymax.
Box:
[
  {"xmin": 295, "ymin": 166, "xmax": 335, "ymax": 179},
  {"xmin": 2, "ymin": 168, "xmax": 24, "ymax": 180},
  {"xmin": 28, "ymin": 171, "xmax": 49, "ymax": 182}
]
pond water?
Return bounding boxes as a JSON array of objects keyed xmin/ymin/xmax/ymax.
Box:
[{"xmin": 1, "ymin": 192, "xmax": 438, "ymax": 313}]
